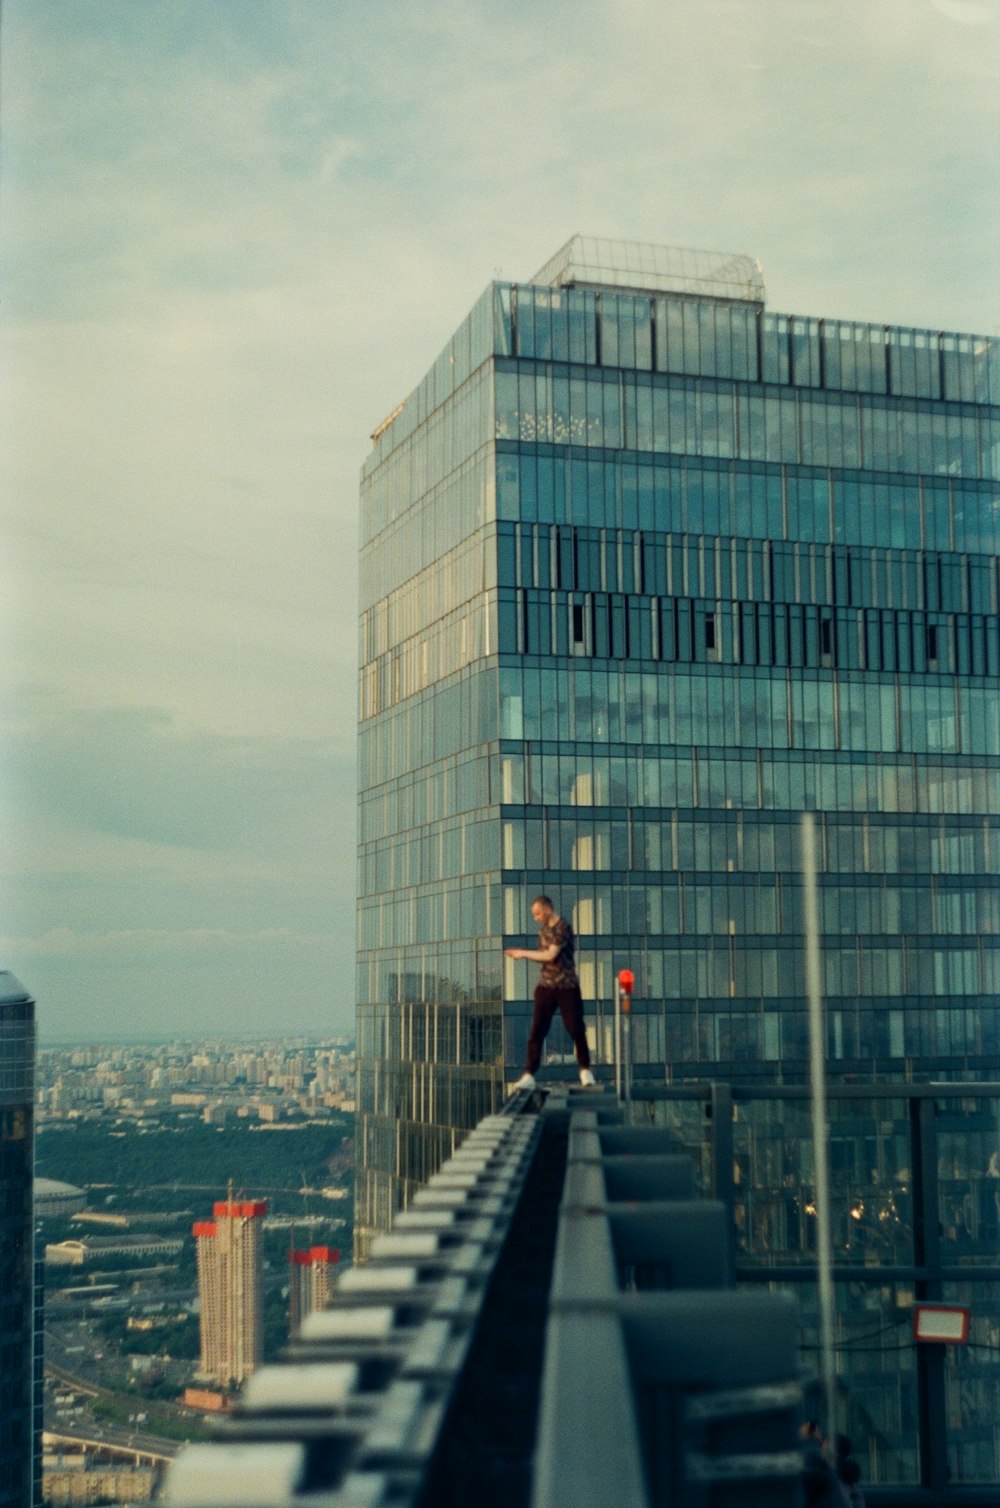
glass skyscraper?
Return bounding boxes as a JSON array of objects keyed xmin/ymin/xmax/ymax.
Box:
[
  {"xmin": 356, "ymin": 235, "xmax": 999, "ymax": 1255},
  {"xmin": 0, "ymin": 971, "xmax": 37, "ymax": 1507}
]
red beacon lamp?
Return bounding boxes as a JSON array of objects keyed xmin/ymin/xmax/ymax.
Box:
[{"xmin": 615, "ymin": 969, "xmax": 636, "ymax": 1100}]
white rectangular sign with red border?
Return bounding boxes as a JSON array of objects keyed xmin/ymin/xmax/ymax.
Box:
[{"xmin": 913, "ymin": 1305, "xmax": 970, "ymax": 1344}]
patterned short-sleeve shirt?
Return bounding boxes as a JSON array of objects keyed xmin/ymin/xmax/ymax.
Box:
[{"xmin": 539, "ymin": 916, "xmax": 578, "ymax": 988}]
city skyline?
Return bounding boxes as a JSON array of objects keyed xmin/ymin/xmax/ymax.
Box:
[
  {"xmin": 37, "ymin": 1030, "xmax": 355, "ymax": 1048},
  {"xmin": 2, "ymin": 1, "xmax": 999, "ymax": 1042},
  {"xmin": 34, "ymin": 1029, "xmax": 354, "ymax": 1494}
]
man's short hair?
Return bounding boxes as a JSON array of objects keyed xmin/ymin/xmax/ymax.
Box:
[{"xmin": 531, "ymin": 894, "xmax": 553, "ymax": 909}]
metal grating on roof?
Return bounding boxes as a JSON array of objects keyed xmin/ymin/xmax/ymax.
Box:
[{"xmin": 531, "ymin": 234, "xmax": 766, "ymax": 304}]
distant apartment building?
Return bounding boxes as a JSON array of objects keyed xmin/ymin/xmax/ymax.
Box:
[
  {"xmin": 42, "ymin": 1458, "xmax": 157, "ymax": 1504},
  {"xmin": 0, "ymin": 971, "xmax": 38, "ymax": 1508},
  {"xmin": 356, "ymin": 234, "xmax": 1000, "ymax": 1253},
  {"xmin": 288, "ymin": 1245, "xmax": 340, "ymax": 1336},
  {"xmin": 192, "ymin": 1198, "xmax": 267, "ymax": 1388},
  {"xmin": 49, "ymin": 1069, "xmax": 101, "ymax": 1114}
]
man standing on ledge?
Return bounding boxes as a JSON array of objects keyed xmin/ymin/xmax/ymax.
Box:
[{"xmin": 505, "ymin": 895, "xmax": 596, "ymax": 1090}]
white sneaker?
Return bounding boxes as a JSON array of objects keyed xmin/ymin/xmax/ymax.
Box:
[
  {"xmin": 512, "ymin": 1072, "xmax": 537, "ymax": 1092},
  {"xmin": 579, "ymin": 1068, "xmax": 596, "ymax": 1087}
]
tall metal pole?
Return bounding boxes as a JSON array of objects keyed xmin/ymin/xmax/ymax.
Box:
[
  {"xmin": 802, "ymin": 812, "xmax": 837, "ymax": 1438},
  {"xmin": 614, "ymin": 978, "xmax": 622, "ymax": 1100}
]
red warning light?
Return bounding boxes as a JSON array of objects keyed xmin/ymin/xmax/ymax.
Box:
[{"xmin": 617, "ymin": 969, "xmax": 635, "ymax": 994}]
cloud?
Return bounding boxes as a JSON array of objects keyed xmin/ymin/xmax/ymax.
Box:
[
  {"xmin": 0, "ymin": 0, "xmax": 997, "ymax": 1040},
  {"xmin": 1, "ymin": 691, "xmax": 350, "ymax": 859},
  {"xmin": 927, "ymin": 0, "xmax": 998, "ymax": 26},
  {"xmin": 0, "ymin": 687, "xmax": 355, "ymax": 1037},
  {"xmin": 0, "ymin": 926, "xmax": 330, "ymax": 960}
]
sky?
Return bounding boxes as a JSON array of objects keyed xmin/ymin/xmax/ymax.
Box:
[{"xmin": 1, "ymin": 0, "xmax": 998, "ymax": 1043}]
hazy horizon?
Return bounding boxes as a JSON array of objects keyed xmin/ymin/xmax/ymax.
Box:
[{"xmin": 37, "ymin": 1030, "xmax": 355, "ymax": 1048}]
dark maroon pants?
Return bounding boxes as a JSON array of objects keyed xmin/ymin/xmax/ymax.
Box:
[{"xmin": 526, "ymin": 985, "xmax": 591, "ymax": 1073}]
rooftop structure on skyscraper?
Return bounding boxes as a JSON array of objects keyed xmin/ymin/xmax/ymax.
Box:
[{"xmin": 532, "ymin": 233, "xmax": 766, "ymax": 302}]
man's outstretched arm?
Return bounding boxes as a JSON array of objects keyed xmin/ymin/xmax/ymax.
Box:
[{"xmin": 503, "ymin": 943, "xmax": 560, "ymax": 963}]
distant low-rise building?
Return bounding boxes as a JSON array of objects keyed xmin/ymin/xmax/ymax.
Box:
[
  {"xmin": 127, "ymin": 1312, "xmax": 187, "ymax": 1332},
  {"xmin": 70, "ymin": 1210, "xmax": 127, "ymax": 1229},
  {"xmin": 44, "ymin": 1235, "xmax": 183, "ymax": 1267},
  {"xmin": 182, "ymin": 1386, "xmax": 231, "ymax": 1413},
  {"xmin": 42, "ymin": 1457, "xmax": 156, "ymax": 1504},
  {"xmin": 34, "ymin": 1177, "xmax": 85, "ymax": 1218}
]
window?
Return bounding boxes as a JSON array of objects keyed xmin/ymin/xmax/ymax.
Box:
[
  {"xmin": 820, "ymin": 617, "xmax": 834, "ymax": 660},
  {"xmin": 572, "ymin": 604, "xmax": 585, "ymax": 643}
]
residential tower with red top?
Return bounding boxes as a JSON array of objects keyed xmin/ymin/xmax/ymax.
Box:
[{"xmin": 192, "ymin": 1196, "xmax": 268, "ymax": 1388}]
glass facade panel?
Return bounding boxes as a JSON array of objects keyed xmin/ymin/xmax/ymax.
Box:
[
  {"xmin": 943, "ymin": 1280, "xmax": 1000, "ymax": 1483},
  {"xmin": 632, "ymin": 1084, "xmax": 1000, "ymax": 1490},
  {"xmin": 793, "ymin": 1279, "xmax": 922, "ymax": 1487},
  {"xmin": 733, "ymin": 1096, "xmax": 913, "ymax": 1268},
  {"xmin": 935, "ymin": 1095, "xmax": 1000, "ymax": 1264}
]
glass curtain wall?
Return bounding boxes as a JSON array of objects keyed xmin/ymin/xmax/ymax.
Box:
[
  {"xmin": 356, "ymin": 290, "xmax": 506, "ymax": 1256},
  {"xmin": 357, "ymin": 255, "xmax": 1000, "ymax": 1256},
  {"xmin": 493, "ymin": 283, "xmax": 998, "ymax": 1086},
  {"xmin": 632, "ymin": 1082, "xmax": 1000, "ymax": 1494}
]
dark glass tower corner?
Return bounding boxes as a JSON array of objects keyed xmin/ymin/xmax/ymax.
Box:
[
  {"xmin": 0, "ymin": 972, "xmax": 37, "ymax": 1507},
  {"xmin": 355, "ymin": 235, "xmax": 1000, "ymax": 1256}
]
